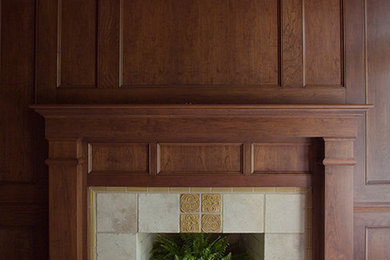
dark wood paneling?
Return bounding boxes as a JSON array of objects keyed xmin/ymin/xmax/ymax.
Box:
[
  {"xmin": 60, "ymin": 0, "xmax": 96, "ymax": 87},
  {"xmin": 253, "ymin": 143, "xmax": 310, "ymax": 173},
  {"xmin": 367, "ymin": 228, "xmax": 390, "ymax": 259},
  {"xmin": 281, "ymin": 0, "xmax": 303, "ymax": 87},
  {"xmin": 1, "ymin": 0, "xmax": 36, "ymax": 182},
  {"xmin": 97, "ymin": 0, "xmax": 121, "ymax": 88},
  {"xmin": 122, "ymin": 0, "xmax": 278, "ymax": 86},
  {"xmin": 366, "ymin": 0, "xmax": 390, "ymax": 185},
  {"xmin": 89, "ymin": 143, "xmax": 149, "ymax": 173},
  {"xmin": 0, "ymin": 1, "xmax": 48, "ymax": 259},
  {"xmin": 159, "ymin": 143, "xmax": 242, "ymax": 174},
  {"xmin": 354, "ymin": 205, "xmax": 390, "ymax": 260},
  {"xmin": 0, "ymin": 228, "xmax": 33, "ymax": 259},
  {"xmin": 352, "ymin": 0, "xmax": 390, "ymax": 207},
  {"xmin": 36, "ymin": 0, "xmax": 348, "ymax": 103},
  {"xmin": 305, "ymin": 0, "xmax": 342, "ymax": 86},
  {"xmin": 55, "ymin": 86, "xmax": 346, "ymax": 104},
  {"xmin": 47, "ymin": 140, "xmax": 85, "ymax": 260},
  {"xmin": 88, "ymin": 173, "xmax": 311, "ymax": 187}
]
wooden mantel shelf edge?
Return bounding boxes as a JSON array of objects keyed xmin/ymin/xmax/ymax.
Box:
[{"xmin": 31, "ymin": 104, "xmax": 373, "ymax": 117}]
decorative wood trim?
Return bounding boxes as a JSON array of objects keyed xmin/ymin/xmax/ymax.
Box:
[
  {"xmin": 323, "ymin": 138, "xmax": 354, "ymax": 260},
  {"xmin": 149, "ymin": 143, "xmax": 158, "ymax": 176},
  {"xmin": 32, "ymin": 104, "xmax": 370, "ymax": 260},
  {"xmin": 87, "ymin": 173, "xmax": 311, "ymax": 187}
]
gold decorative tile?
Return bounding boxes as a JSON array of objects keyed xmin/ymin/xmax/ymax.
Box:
[
  {"xmin": 180, "ymin": 214, "xmax": 200, "ymax": 233},
  {"xmin": 201, "ymin": 194, "xmax": 221, "ymax": 213},
  {"xmin": 201, "ymin": 214, "xmax": 221, "ymax": 233},
  {"xmin": 180, "ymin": 194, "xmax": 200, "ymax": 213}
]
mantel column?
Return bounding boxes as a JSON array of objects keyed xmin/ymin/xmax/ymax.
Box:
[
  {"xmin": 46, "ymin": 140, "xmax": 86, "ymax": 260},
  {"xmin": 323, "ymin": 138, "xmax": 355, "ymax": 260}
]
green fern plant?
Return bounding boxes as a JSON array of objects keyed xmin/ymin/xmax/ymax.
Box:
[{"xmin": 150, "ymin": 233, "xmax": 232, "ymax": 260}]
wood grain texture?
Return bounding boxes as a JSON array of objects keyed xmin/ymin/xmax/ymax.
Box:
[
  {"xmin": 97, "ymin": 0, "xmax": 121, "ymax": 88},
  {"xmin": 47, "ymin": 140, "xmax": 85, "ymax": 260},
  {"xmin": 253, "ymin": 143, "xmax": 310, "ymax": 173},
  {"xmin": 354, "ymin": 206, "xmax": 390, "ymax": 260},
  {"xmin": 60, "ymin": 0, "xmax": 96, "ymax": 87},
  {"xmin": 89, "ymin": 143, "xmax": 149, "ymax": 173},
  {"xmin": 36, "ymin": 0, "xmax": 350, "ymax": 103},
  {"xmin": 0, "ymin": 1, "xmax": 48, "ymax": 259},
  {"xmin": 281, "ymin": 0, "xmax": 303, "ymax": 87},
  {"xmin": 122, "ymin": 0, "xmax": 278, "ymax": 86},
  {"xmin": 323, "ymin": 138, "xmax": 354, "ymax": 260},
  {"xmin": 366, "ymin": 0, "xmax": 390, "ymax": 185},
  {"xmin": 55, "ymin": 86, "xmax": 346, "ymax": 104},
  {"xmin": 305, "ymin": 0, "xmax": 342, "ymax": 85},
  {"xmin": 367, "ymin": 228, "xmax": 390, "ymax": 259},
  {"xmin": 159, "ymin": 143, "xmax": 242, "ymax": 174},
  {"xmin": 1, "ymin": 0, "xmax": 36, "ymax": 182},
  {"xmin": 0, "ymin": 228, "xmax": 33, "ymax": 259},
  {"xmin": 88, "ymin": 173, "xmax": 311, "ymax": 187}
]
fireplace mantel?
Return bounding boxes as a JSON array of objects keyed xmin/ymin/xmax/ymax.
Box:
[{"xmin": 33, "ymin": 104, "xmax": 371, "ymax": 260}]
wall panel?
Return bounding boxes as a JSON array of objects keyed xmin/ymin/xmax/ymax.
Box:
[
  {"xmin": 366, "ymin": 0, "xmax": 390, "ymax": 185},
  {"xmin": 354, "ymin": 206, "xmax": 390, "ymax": 260},
  {"xmin": 89, "ymin": 143, "xmax": 149, "ymax": 174},
  {"xmin": 305, "ymin": 0, "xmax": 342, "ymax": 86},
  {"xmin": 59, "ymin": 0, "xmax": 96, "ymax": 87},
  {"xmin": 159, "ymin": 143, "xmax": 242, "ymax": 174},
  {"xmin": 36, "ymin": 0, "xmax": 347, "ymax": 103},
  {"xmin": 122, "ymin": 0, "xmax": 278, "ymax": 86},
  {"xmin": 0, "ymin": 0, "xmax": 48, "ymax": 259}
]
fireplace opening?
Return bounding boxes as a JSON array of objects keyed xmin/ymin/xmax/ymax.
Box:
[{"xmin": 90, "ymin": 187, "xmax": 310, "ymax": 260}]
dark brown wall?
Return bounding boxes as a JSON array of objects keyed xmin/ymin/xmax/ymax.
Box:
[
  {"xmin": 0, "ymin": 0, "xmax": 48, "ymax": 259},
  {"xmin": 1, "ymin": 0, "xmax": 389, "ymax": 258}
]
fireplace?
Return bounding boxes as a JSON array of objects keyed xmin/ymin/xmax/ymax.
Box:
[
  {"xmin": 90, "ymin": 186, "xmax": 310, "ymax": 259},
  {"xmin": 32, "ymin": 104, "xmax": 371, "ymax": 260}
]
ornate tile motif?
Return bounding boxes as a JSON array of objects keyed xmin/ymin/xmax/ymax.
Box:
[
  {"xmin": 201, "ymin": 194, "xmax": 221, "ymax": 213},
  {"xmin": 180, "ymin": 214, "xmax": 200, "ymax": 233},
  {"xmin": 201, "ymin": 214, "xmax": 222, "ymax": 233},
  {"xmin": 180, "ymin": 194, "xmax": 200, "ymax": 213}
]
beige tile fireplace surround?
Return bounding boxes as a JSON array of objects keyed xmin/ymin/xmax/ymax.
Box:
[{"xmin": 89, "ymin": 187, "xmax": 311, "ymax": 260}]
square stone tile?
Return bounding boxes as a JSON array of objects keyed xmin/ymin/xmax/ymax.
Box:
[
  {"xmin": 264, "ymin": 233, "xmax": 305, "ymax": 260},
  {"xmin": 201, "ymin": 194, "xmax": 222, "ymax": 213},
  {"xmin": 265, "ymin": 194, "xmax": 305, "ymax": 233},
  {"xmin": 180, "ymin": 194, "xmax": 200, "ymax": 213},
  {"xmin": 201, "ymin": 214, "xmax": 221, "ymax": 233},
  {"xmin": 180, "ymin": 214, "xmax": 200, "ymax": 233},
  {"xmin": 139, "ymin": 193, "xmax": 179, "ymax": 233},
  {"xmin": 96, "ymin": 193, "xmax": 137, "ymax": 233},
  {"xmin": 97, "ymin": 233, "xmax": 136, "ymax": 260},
  {"xmin": 223, "ymin": 194, "xmax": 264, "ymax": 233}
]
